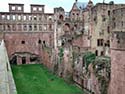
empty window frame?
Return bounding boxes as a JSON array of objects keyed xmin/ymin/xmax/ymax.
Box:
[
  {"xmin": 97, "ymin": 39, "xmax": 104, "ymax": 46},
  {"xmin": 23, "ymin": 24, "xmax": 27, "ymax": 31},
  {"xmin": 7, "ymin": 25, "xmax": 11, "ymax": 31},
  {"xmin": 2, "ymin": 15, "xmax": 5, "ymax": 20},
  {"xmin": 18, "ymin": 24, "xmax": 22, "ymax": 31},
  {"xmin": 12, "ymin": 6, "xmax": 15, "ymax": 10},
  {"xmin": 43, "ymin": 25, "xmax": 47, "ymax": 30},
  {"xmin": 33, "ymin": 7, "xmax": 37, "ymax": 11},
  {"xmin": 21, "ymin": 40, "xmax": 25, "ymax": 44},
  {"xmin": 39, "ymin": 24, "xmax": 42, "ymax": 31},
  {"xmin": 12, "ymin": 24, "xmax": 16, "ymax": 31},
  {"xmin": 18, "ymin": 15, "xmax": 21, "ymax": 20},
  {"xmin": 34, "ymin": 16, "xmax": 37, "ymax": 20},
  {"xmin": 7, "ymin": 15, "xmax": 10, "ymax": 20},
  {"xmin": 23, "ymin": 15, "xmax": 26, "ymax": 20},
  {"xmin": 34, "ymin": 25, "xmax": 37, "ymax": 31},
  {"xmin": 29, "ymin": 16, "xmax": 32, "ymax": 20},
  {"xmin": 12, "ymin": 15, "xmax": 16, "ymax": 20},
  {"xmin": 18, "ymin": 6, "xmax": 22, "ymax": 10},
  {"xmin": 29, "ymin": 25, "xmax": 32, "ymax": 31},
  {"xmin": 39, "ymin": 7, "xmax": 42, "ymax": 11}
]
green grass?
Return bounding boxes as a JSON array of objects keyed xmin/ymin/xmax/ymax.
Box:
[{"xmin": 11, "ymin": 64, "xmax": 83, "ymax": 94}]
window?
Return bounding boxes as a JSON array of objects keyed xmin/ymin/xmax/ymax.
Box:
[
  {"xmin": 23, "ymin": 15, "xmax": 26, "ymax": 20},
  {"xmin": 108, "ymin": 10, "xmax": 110, "ymax": 16},
  {"xmin": 43, "ymin": 25, "xmax": 47, "ymax": 30},
  {"xmin": 49, "ymin": 24, "xmax": 52, "ymax": 30},
  {"xmin": 7, "ymin": 15, "xmax": 10, "ymax": 20},
  {"xmin": 33, "ymin": 7, "xmax": 37, "ymax": 11},
  {"xmin": 49, "ymin": 16, "xmax": 52, "ymax": 20},
  {"xmin": 18, "ymin": 24, "xmax": 22, "ymax": 31},
  {"xmin": 21, "ymin": 41, "xmax": 25, "ymax": 44},
  {"xmin": 18, "ymin": 15, "xmax": 21, "ymax": 20},
  {"xmin": 95, "ymin": 50, "xmax": 98, "ymax": 56},
  {"xmin": 101, "ymin": 51, "xmax": 104, "ymax": 56},
  {"xmin": 12, "ymin": 15, "xmax": 16, "ymax": 20},
  {"xmin": 39, "ymin": 25, "xmax": 42, "ymax": 31},
  {"xmin": 2, "ymin": 15, "xmax": 5, "ymax": 20},
  {"xmin": 38, "ymin": 39, "xmax": 41, "ymax": 44},
  {"xmin": 97, "ymin": 39, "xmax": 104, "ymax": 46},
  {"xmin": 34, "ymin": 25, "xmax": 37, "ymax": 31},
  {"xmin": 7, "ymin": 25, "xmax": 11, "ymax": 31},
  {"xmin": 122, "ymin": 21, "xmax": 123, "ymax": 27},
  {"xmin": 34, "ymin": 16, "xmax": 37, "ymax": 20},
  {"xmin": 29, "ymin": 16, "xmax": 32, "ymax": 20},
  {"xmin": 12, "ymin": 24, "xmax": 16, "ymax": 31},
  {"xmin": 107, "ymin": 26, "xmax": 110, "ymax": 33},
  {"xmin": 72, "ymin": 13, "xmax": 75, "ymax": 15},
  {"xmin": 113, "ymin": 22, "xmax": 116, "ymax": 28},
  {"xmin": 39, "ymin": 7, "xmax": 42, "ymax": 11},
  {"xmin": 23, "ymin": 24, "xmax": 27, "ymax": 31},
  {"xmin": 29, "ymin": 25, "xmax": 32, "ymax": 31},
  {"xmin": 18, "ymin": 6, "xmax": 21, "ymax": 10},
  {"xmin": 12, "ymin": 6, "xmax": 15, "ymax": 10}
]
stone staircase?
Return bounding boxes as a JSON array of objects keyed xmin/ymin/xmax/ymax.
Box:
[{"xmin": 0, "ymin": 40, "xmax": 17, "ymax": 94}]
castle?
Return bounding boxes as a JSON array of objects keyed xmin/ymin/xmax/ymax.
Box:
[{"xmin": 0, "ymin": 0, "xmax": 125, "ymax": 94}]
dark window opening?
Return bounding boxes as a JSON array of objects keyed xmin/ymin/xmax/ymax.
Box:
[
  {"xmin": 30, "ymin": 57, "xmax": 38, "ymax": 62},
  {"xmin": 95, "ymin": 50, "xmax": 98, "ymax": 56},
  {"xmin": 59, "ymin": 15, "xmax": 64, "ymax": 21},
  {"xmin": 97, "ymin": 39, "xmax": 104, "ymax": 46},
  {"xmin": 22, "ymin": 57, "xmax": 26, "ymax": 64},
  {"xmin": 34, "ymin": 25, "xmax": 37, "ymax": 30},
  {"xmin": 38, "ymin": 39, "xmax": 41, "ymax": 44},
  {"xmin": 21, "ymin": 41, "xmax": 25, "ymax": 44},
  {"xmin": 107, "ymin": 26, "xmax": 110, "ymax": 33},
  {"xmin": 49, "ymin": 24, "xmax": 52, "ymax": 30},
  {"xmin": 43, "ymin": 40, "xmax": 45, "ymax": 44},
  {"xmin": 122, "ymin": 21, "xmax": 123, "ymax": 27},
  {"xmin": 113, "ymin": 22, "xmax": 116, "ymax": 28},
  {"xmin": 108, "ymin": 10, "xmax": 110, "ymax": 16},
  {"xmin": 29, "ymin": 25, "xmax": 32, "ymax": 31},
  {"xmin": 101, "ymin": 51, "xmax": 104, "ymax": 56},
  {"xmin": 10, "ymin": 56, "xmax": 17, "ymax": 65}
]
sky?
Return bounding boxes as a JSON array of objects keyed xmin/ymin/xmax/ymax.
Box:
[{"xmin": 0, "ymin": 0, "xmax": 124, "ymax": 13}]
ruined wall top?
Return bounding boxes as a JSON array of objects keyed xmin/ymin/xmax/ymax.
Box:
[
  {"xmin": 111, "ymin": 32, "xmax": 125, "ymax": 50},
  {"xmin": 9, "ymin": 3, "xmax": 24, "ymax": 13}
]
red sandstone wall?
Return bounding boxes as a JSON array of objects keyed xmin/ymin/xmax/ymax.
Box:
[
  {"xmin": 4, "ymin": 32, "xmax": 54, "ymax": 59},
  {"xmin": 72, "ymin": 35, "xmax": 90, "ymax": 48},
  {"xmin": 110, "ymin": 50, "xmax": 125, "ymax": 94}
]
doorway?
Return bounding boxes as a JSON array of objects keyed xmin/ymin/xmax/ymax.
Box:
[{"xmin": 22, "ymin": 57, "xmax": 26, "ymax": 64}]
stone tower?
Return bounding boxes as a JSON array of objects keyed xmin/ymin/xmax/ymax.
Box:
[{"xmin": 110, "ymin": 32, "xmax": 125, "ymax": 94}]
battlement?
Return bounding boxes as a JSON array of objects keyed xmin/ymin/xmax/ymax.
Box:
[{"xmin": 111, "ymin": 32, "xmax": 125, "ymax": 50}]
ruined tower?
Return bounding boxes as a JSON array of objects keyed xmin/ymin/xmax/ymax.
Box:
[{"xmin": 110, "ymin": 32, "xmax": 125, "ymax": 94}]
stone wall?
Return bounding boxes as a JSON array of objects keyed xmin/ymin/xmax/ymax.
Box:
[
  {"xmin": 4, "ymin": 32, "xmax": 54, "ymax": 64},
  {"xmin": 110, "ymin": 32, "xmax": 125, "ymax": 94},
  {"xmin": 0, "ymin": 40, "xmax": 17, "ymax": 94}
]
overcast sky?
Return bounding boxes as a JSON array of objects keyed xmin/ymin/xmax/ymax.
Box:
[{"xmin": 0, "ymin": 0, "xmax": 124, "ymax": 13}]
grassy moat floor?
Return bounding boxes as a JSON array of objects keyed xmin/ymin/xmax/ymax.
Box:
[{"xmin": 11, "ymin": 64, "xmax": 83, "ymax": 94}]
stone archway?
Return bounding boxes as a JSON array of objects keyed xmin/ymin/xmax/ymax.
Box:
[
  {"xmin": 59, "ymin": 15, "xmax": 64, "ymax": 21},
  {"xmin": 10, "ymin": 52, "xmax": 41, "ymax": 65}
]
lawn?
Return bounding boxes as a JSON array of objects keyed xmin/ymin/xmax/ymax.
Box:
[{"xmin": 11, "ymin": 64, "xmax": 83, "ymax": 94}]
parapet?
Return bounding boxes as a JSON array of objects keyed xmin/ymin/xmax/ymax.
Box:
[
  {"xmin": 30, "ymin": 4, "xmax": 45, "ymax": 13},
  {"xmin": 9, "ymin": 3, "xmax": 24, "ymax": 13}
]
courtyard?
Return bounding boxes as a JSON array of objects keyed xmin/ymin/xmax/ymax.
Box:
[{"xmin": 11, "ymin": 64, "xmax": 83, "ymax": 94}]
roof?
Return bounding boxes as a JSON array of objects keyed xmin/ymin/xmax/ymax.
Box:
[{"xmin": 75, "ymin": 2, "xmax": 88, "ymax": 10}]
